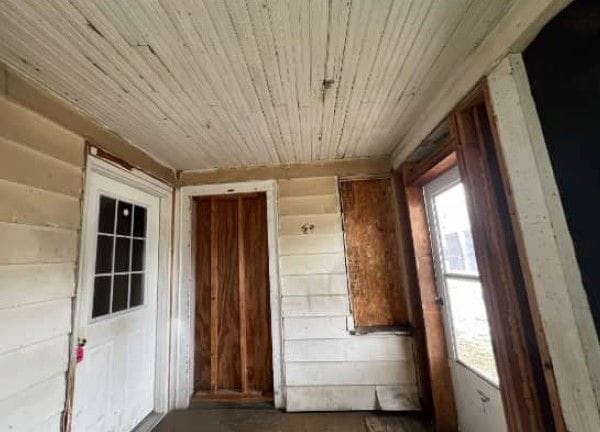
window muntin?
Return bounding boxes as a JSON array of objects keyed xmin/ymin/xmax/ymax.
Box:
[
  {"xmin": 91, "ymin": 195, "xmax": 147, "ymax": 318},
  {"xmin": 432, "ymin": 182, "xmax": 499, "ymax": 385}
]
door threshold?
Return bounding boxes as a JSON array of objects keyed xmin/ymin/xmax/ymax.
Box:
[
  {"xmin": 131, "ymin": 412, "xmax": 165, "ymax": 432},
  {"xmin": 191, "ymin": 392, "xmax": 274, "ymax": 410},
  {"xmin": 190, "ymin": 401, "xmax": 275, "ymax": 411}
]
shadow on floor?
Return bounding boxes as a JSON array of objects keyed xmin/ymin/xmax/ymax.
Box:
[{"xmin": 154, "ymin": 406, "xmax": 433, "ymax": 432}]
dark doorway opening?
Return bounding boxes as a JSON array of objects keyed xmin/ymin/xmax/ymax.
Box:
[{"xmin": 524, "ymin": 0, "xmax": 600, "ymax": 334}]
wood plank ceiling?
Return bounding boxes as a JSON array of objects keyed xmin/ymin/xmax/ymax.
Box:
[{"xmin": 0, "ymin": 0, "xmax": 513, "ymax": 170}]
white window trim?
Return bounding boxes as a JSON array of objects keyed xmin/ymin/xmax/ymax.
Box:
[
  {"xmin": 70, "ymin": 155, "xmax": 173, "ymax": 431},
  {"xmin": 172, "ymin": 180, "xmax": 284, "ymax": 409}
]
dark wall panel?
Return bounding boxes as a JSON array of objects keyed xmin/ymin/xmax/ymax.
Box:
[
  {"xmin": 193, "ymin": 194, "xmax": 272, "ymax": 398},
  {"xmin": 524, "ymin": 0, "xmax": 600, "ymax": 334}
]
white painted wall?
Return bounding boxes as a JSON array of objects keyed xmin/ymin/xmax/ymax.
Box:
[
  {"xmin": 0, "ymin": 94, "xmax": 84, "ymax": 431},
  {"xmin": 278, "ymin": 177, "xmax": 418, "ymax": 411}
]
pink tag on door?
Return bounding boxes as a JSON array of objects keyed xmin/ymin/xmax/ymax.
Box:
[{"xmin": 76, "ymin": 345, "xmax": 84, "ymax": 363}]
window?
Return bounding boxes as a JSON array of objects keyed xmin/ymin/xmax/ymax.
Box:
[
  {"xmin": 92, "ymin": 195, "xmax": 147, "ymax": 318},
  {"xmin": 430, "ymin": 182, "xmax": 499, "ymax": 384}
]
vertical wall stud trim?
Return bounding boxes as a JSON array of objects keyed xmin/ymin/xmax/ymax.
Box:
[
  {"xmin": 237, "ymin": 198, "xmax": 249, "ymax": 394},
  {"xmin": 487, "ymin": 54, "xmax": 600, "ymax": 431}
]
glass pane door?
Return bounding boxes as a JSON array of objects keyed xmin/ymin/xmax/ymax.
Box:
[
  {"xmin": 91, "ymin": 194, "xmax": 147, "ymax": 319},
  {"xmin": 426, "ymin": 171, "xmax": 499, "ymax": 385}
]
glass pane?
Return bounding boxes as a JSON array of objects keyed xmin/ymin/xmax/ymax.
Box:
[
  {"xmin": 95, "ymin": 235, "xmax": 114, "ymax": 274},
  {"xmin": 92, "ymin": 276, "xmax": 111, "ymax": 317},
  {"xmin": 446, "ymin": 277, "xmax": 499, "ymax": 384},
  {"xmin": 98, "ymin": 196, "xmax": 116, "ymax": 234},
  {"xmin": 116, "ymin": 201, "xmax": 133, "ymax": 236},
  {"xmin": 434, "ymin": 184, "xmax": 479, "ymax": 274},
  {"xmin": 130, "ymin": 273, "xmax": 144, "ymax": 307},
  {"xmin": 112, "ymin": 275, "xmax": 129, "ymax": 312},
  {"xmin": 114, "ymin": 237, "xmax": 131, "ymax": 273},
  {"xmin": 132, "ymin": 239, "xmax": 145, "ymax": 272},
  {"xmin": 133, "ymin": 206, "xmax": 147, "ymax": 238}
]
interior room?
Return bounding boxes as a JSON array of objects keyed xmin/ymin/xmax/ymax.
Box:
[{"xmin": 0, "ymin": 1, "xmax": 598, "ymax": 431}]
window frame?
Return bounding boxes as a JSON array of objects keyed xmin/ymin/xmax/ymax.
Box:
[{"xmin": 89, "ymin": 193, "xmax": 149, "ymax": 322}]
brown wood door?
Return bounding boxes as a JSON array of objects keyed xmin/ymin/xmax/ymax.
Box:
[{"xmin": 194, "ymin": 193, "xmax": 273, "ymax": 401}]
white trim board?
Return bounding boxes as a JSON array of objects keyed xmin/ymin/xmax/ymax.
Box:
[
  {"xmin": 173, "ymin": 180, "xmax": 284, "ymax": 409},
  {"xmin": 69, "ymin": 155, "xmax": 173, "ymax": 427},
  {"xmin": 487, "ymin": 54, "xmax": 600, "ymax": 431}
]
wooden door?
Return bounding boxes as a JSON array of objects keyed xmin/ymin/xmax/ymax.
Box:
[{"xmin": 193, "ymin": 193, "xmax": 272, "ymax": 401}]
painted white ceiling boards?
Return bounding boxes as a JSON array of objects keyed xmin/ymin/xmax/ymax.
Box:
[{"xmin": 0, "ymin": 0, "xmax": 514, "ymax": 170}]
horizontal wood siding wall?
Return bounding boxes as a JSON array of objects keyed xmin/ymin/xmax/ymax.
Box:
[
  {"xmin": 278, "ymin": 177, "xmax": 418, "ymax": 411},
  {"xmin": 0, "ymin": 94, "xmax": 84, "ymax": 431}
]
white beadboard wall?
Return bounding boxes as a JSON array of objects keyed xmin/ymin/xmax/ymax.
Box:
[
  {"xmin": 278, "ymin": 176, "xmax": 418, "ymax": 411},
  {"xmin": 0, "ymin": 93, "xmax": 84, "ymax": 431}
]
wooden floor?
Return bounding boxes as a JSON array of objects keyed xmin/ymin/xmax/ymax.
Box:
[{"xmin": 153, "ymin": 405, "xmax": 432, "ymax": 432}]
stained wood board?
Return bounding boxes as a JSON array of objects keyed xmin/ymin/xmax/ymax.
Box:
[
  {"xmin": 241, "ymin": 195, "xmax": 272, "ymax": 394},
  {"xmin": 193, "ymin": 194, "xmax": 272, "ymax": 399},
  {"xmin": 340, "ymin": 178, "xmax": 408, "ymax": 327},
  {"xmin": 453, "ymin": 96, "xmax": 562, "ymax": 430},
  {"xmin": 194, "ymin": 198, "xmax": 211, "ymax": 391}
]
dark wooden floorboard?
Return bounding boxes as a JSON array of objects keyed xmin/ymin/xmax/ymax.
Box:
[{"xmin": 154, "ymin": 408, "xmax": 432, "ymax": 432}]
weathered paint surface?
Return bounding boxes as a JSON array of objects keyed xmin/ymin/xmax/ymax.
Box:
[
  {"xmin": 393, "ymin": 0, "xmax": 571, "ymax": 166},
  {"xmin": 1, "ymin": 64, "xmax": 175, "ymax": 184},
  {"xmin": 0, "ymin": 1, "xmax": 520, "ymax": 170},
  {"xmin": 488, "ymin": 54, "xmax": 600, "ymax": 432},
  {"xmin": 278, "ymin": 176, "xmax": 418, "ymax": 411},
  {"xmin": 0, "ymin": 94, "xmax": 84, "ymax": 431}
]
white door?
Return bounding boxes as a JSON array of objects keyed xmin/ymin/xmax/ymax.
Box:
[
  {"xmin": 72, "ymin": 171, "xmax": 160, "ymax": 432},
  {"xmin": 423, "ymin": 167, "xmax": 507, "ymax": 432}
]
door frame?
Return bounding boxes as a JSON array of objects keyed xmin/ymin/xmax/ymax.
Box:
[
  {"xmin": 423, "ymin": 165, "xmax": 506, "ymax": 431},
  {"xmin": 395, "ymin": 141, "xmax": 459, "ymax": 431},
  {"xmin": 66, "ymin": 153, "xmax": 173, "ymax": 432},
  {"xmin": 173, "ymin": 180, "xmax": 284, "ymax": 409},
  {"xmin": 396, "ymin": 83, "xmax": 566, "ymax": 431}
]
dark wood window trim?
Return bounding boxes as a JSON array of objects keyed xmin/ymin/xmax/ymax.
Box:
[
  {"xmin": 394, "ymin": 84, "xmax": 566, "ymax": 431},
  {"xmin": 451, "ymin": 86, "xmax": 565, "ymax": 431},
  {"xmin": 393, "ymin": 138, "xmax": 459, "ymax": 432}
]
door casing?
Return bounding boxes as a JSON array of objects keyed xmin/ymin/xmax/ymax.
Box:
[{"xmin": 174, "ymin": 181, "xmax": 284, "ymax": 409}]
